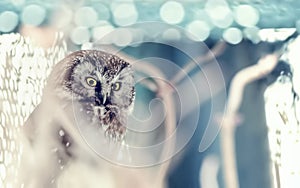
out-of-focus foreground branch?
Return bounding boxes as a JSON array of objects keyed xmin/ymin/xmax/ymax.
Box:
[{"xmin": 221, "ymin": 54, "xmax": 279, "ymax": 188}]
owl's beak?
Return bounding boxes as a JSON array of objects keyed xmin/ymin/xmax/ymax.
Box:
[
  {"xmin": 102, "ymin": 93, "xmax": 107, "ymax": 105},
  {"xmin": 95, "ymin": 91, "xmax": 108, "ymax": 106}
]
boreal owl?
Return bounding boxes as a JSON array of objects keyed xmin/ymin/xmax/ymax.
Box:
[{"xmin": 20, "ymin": 50, "xmax": 135, "ymax": 187}]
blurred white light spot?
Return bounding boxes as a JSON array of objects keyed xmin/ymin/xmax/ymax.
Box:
[
  {"xmin": 92, "ymin": 22, "xmax": 115, "ymax": 43},
  {"xmin": 128, "ymin": 29, "xmax": 145, "ymax": 45},
  {"xmin": 234, "ymin": 5, "xmax": 259, "ymax": 27},
  {"xmin": 70, "ymin": 27, "xmax": 90, "ymax": 45},
  {"xmin": 194, "ymin": 10, "xmax": 211, "ymax": 24},
  {"xmin": 112, "ymin": 28, "xmax": 132, "ymax": 47},
  {"xmin": 186, "ymin": 21, "xmax": 210, "ymax": 41},
  {"xmin": 81, "ymin": 42, "xmax": 94, "ymax": 50},
  {"xmin": 97, "ymin": 3, "xmax": 110, "ymax": 20},
  {"xmin": 205, "ymin": 0, "xmax": 233, "ymax": 28},
  {"xmin": 112, "ymin": 3, "xmax": 138, "ymax": 26},
  {"xmin": 243, "ymin": 27, "xmax": 260, "ymax": 44},
  {"xmin": 51, "ymin": 6, "xmax": 73, "ymax": 28},
  {"xmin": 0, "ymin": 11, "xmax": 18, "ymax": 32},
  {"xmin": 259, "ymin": 28, "xmax": 296, "ymax": 42},
  {"xmin": 59, "ymin": 129, "xmax": 65, "ymax": 137},
  {"xmin": 160, "ymin": 1, "xmax": 185, "ymax": 24},
  {"xmin": 209, "ymin": 6, "xmax": 230, "ymax": 21},
  {"xmin": 223, "ymin": 27, "xmax": 243, "ymax": 44},
  {"xmin": 212, "ymin": 14, "xmax": 233, "ymax": 28},
  {"xmin": 162, "ymin": 28, "xmax": 181, "ymax": 41},
  {"xmin": 11, "ymin": 0, "xmax": 25, "ymax": 6},
  {"xmin": 21, "ymin": 4, "xmax": 46, "ymax": 26},
  {"xmin": 74, "ymin": 7, "xmax": 98, "ymax": 27}
]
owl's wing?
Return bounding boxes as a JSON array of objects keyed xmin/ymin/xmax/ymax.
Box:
[
  {"xmin": 19, "ymin": 100, "xmax": 76, "ymax": 187},
  {"xmin": 22, "ymin": 99, "xmax": 70, "ymax": 143},
  {"xmin": 22, "ymin": 103, "xmax": 44, "ymax": 143}
]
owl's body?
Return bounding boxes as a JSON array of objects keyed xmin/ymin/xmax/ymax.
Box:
[{"xmin": 20, "ymin": 50, "xmax": 135, "ymax": 187}]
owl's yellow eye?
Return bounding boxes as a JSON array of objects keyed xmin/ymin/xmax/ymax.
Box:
[
  {"xmin": 86, "ymin": 77, "xmax": 97, "ymax": 87},
  {"xmin": 112, "ymin": 82, "xmax": 121, "ymax": 91}
]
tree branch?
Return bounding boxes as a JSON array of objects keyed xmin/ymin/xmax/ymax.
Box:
[{"xmin": 221, "ymin": 54, "xmax": 279, "ymax": 188}]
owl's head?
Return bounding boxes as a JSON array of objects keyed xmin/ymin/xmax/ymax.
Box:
[{"xmin": 48, "ymin": 50, "xmax": 135, "ymax": 111}]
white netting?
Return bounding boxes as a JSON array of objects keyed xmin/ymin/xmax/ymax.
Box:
[
  {"xmin": 0, "ymin": 33, "xmax": 67, "ymax": 187},
  {"xmin": 265, "ymin": 36, "xmax": 300, "ymax": 188}
]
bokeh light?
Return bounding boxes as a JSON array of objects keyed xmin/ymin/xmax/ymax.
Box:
[
  {"xmin": 128, "ymin": 28, "xmax": 145, "ymax": 45},
  {"xmin": 97, "ymin": 3, "xmax": 110, "ymax": 20},
  {"xmin": 112, "ymin": 28, "xmax": 133, "ymax": 47},
  {"xmin": 11, "ymin": 0, "xmax": 25, "ymax": 6},
  {"xmin": 205, "ymin": 0, "xmax": 233, "ymax": 28},
  {"xmin": 21, "ymin": 4, "xmax": 46, "ymax": 26},
  {"xmin": 223, "ymin": 27, "xmax": 243, "ymax": 44},
  {"xmin": 160, "ymin": 1, "xmax": 185, "ymax": 24},
  {"xmin": 92, "ymin": 21, "xmax": 115, "ymax": 43},
  {"xmin": 193, "ymin": 9, "xmax": 211, "ymax": 25},
  {"xmin": 234, "ymin": 5, "xmax": 260, "ymax": 27},
  {"xmin": 0, "ymin": 0, "xmax": 296, "ymax": 47},
  {"xmin": 162, "ymin": 28, "xmax": 181, "ymax": 41},
  {"xmin": 186, "ymin": 20, "xmax": 210, "ymax": 41},
  {"xmin": 112, "ymin": 3, "xmax": 138, "ymax": 26},
  {"xmin": 243, "ymin": 26, "xmax": 260, "ymax": 43},
  {"xmin": 51, "ymin": 5, "xmax": 73, "ymax": 29},
  {"xmin": 74, "ymin": 6, "xmax": 98, "ymax": 27},
  {"xmin": 70, "ymin": 26, "xmax": 90, "ymax": 45},
  {"xmin": 0, "ymin": 11, "xmax": 18, "ymax": 32}
]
